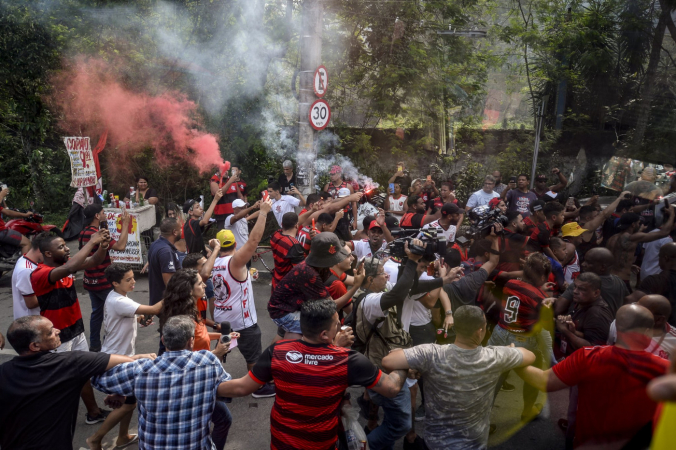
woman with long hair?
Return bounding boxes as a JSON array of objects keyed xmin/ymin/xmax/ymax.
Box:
[{"xmin": 159, "ymin": 269, "xmax": 220, "ymax": 352}]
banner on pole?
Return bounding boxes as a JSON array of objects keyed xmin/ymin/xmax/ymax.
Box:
[
  {"xmin": 106, "ymin": 211, "xmax": 143, "ymax": 264},
  {"xmin": 64, "ymin": 137, "xmax": 97, "ymax": 188}
]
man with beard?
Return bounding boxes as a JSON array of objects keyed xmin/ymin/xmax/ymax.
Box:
[
  {"xmin": 492, "ymin": 170, "xmax": 508, "ymax": 195},
  {"xmin": 423, "ymin": 203, "xmax": 461, "ymax": 243},
  {"xmin": 401, "ymin": 195, "xmax": 441, "ymax": 229},
  {"xmin": 606, "ymin": 209, "xmax": 675, "ymax": 291}
]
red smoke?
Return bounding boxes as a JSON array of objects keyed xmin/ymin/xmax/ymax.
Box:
[{"xmin": 50, "ymin": 57, "xmax": 221, "ymax": 179}]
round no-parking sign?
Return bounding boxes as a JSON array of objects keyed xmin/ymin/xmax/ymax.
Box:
[{"xmin": 309, "ymin": 99, "xmax": 331, "ymax": 130}]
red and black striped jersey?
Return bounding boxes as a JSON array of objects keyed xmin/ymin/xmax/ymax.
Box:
[
  {"xmin": 296, "ymin": 227, "xmax": 312, "ymax": 255},
  {"xmin": 210, "ymin": 172, "xmax": 247, "ymax": 219},
  {"xmin": 79, "ymin": 225, "xmax": 117, "ymax": 291},
  {"xmin": 326, "ymin": 181, "xmax": 349, "ymax": 199},
  {"xmin": 498, "ymin": 279, "xmax": 546, "ymax": 334},
  {"xmin": 250, "ymin": 339, "xmax": 381, "ymax": 450},
  {"xmin": 270, "ymin": 230, "xmax": 300, "ymax": 290}
]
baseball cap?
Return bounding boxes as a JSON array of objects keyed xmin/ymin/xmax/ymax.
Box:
[
  {"xmin": 337, "ymin": 188, "xmax": 351, "ymax": 198},
  {"xmin": 216, "ymin": 229, "xmax": 236, "ymax": 247},
  {"xmin": 617, "ymin": 212, "xmax": 642, "ymax": 231},
  {"xmin": 530, "ymin": 199, "xmax": 545, "ymax": 213},
  {"xmin": 535, "ymin": 174, "xmax": 547, "ymax": 182},
  {"xmin": 232, "ymin": 199, "xmax": 247, "ymax": 209},
  {"xmin": 84, "ymin": 204, "xmax": 103, "ymax": 225},
  {"xmin": 368, "ymin": 220, "xmax": 382, "ymax": 231},
  {"xmin": 385, "ymin": 215, "xmax": 401, "ymax": 231},
  {"xmin": 441, "ymin": 203, "xmax": 460, "ymax": 216},
  {"xmin": 561, "ymin": 222, "xmax": 588, "ymax": 237},
  {"xmin": 183, "ymin": 199, "xmax": 198, "ymax": 214},
  {"xmin": 306, "ymin": 232, "xmax": 351, "ymax": 268},
  {"xmin": 488, "ymin": 197, "xmax": 501, "ymax": 210},
  {"xmin": 329, "ymin": 165, "xmax": 342, "ymax": 175}
]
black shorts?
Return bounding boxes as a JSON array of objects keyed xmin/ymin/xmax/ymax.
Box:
[
  {"xmin": 0, "ymin": 229, "xmax": 23, "ymax": 247},
  {"xmin": 409, "ymin": 322, "xmax": 436, "ymax": 346},
  {"xmin": 237, "ymin": 323, "xmax": 262, "ymax": 364}
]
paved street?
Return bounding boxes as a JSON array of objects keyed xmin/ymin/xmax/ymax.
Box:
[{"xmin": 0, "ymin": 241, "xmax": 567, "ymax": 449}]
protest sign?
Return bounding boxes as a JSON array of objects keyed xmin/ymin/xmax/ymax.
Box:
[
  {"xmin": 106, "ymin": 211, "xmax": 143, "ymax": 264},
  {"xmin": 64, "ymin": 136, "xmax": 97, "ymax": 188}
]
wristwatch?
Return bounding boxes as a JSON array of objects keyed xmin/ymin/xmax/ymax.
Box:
[{"xmin": 445, "ymin": 310, "xmax": 453, "ymax": 316}]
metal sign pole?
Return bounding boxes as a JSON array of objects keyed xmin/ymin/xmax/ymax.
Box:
[{"xmin": 530, "ymin": 96, "xmax": 549, "ymax": 190}]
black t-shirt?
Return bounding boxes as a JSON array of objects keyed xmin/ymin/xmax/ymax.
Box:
[
  {"xmin": 147, "ymin": 236, "xmax": 182, "ymax": 305},
  {"xmin": 640, "ymin": 270, "xmax": 676, "ymax": 325},
  {"xmin": 0, "ymin": 351, "xmax": 110, "ymax": 450},
  {"xmin": 277, "ymin": 173, "xmax": 297, "ymax": 195},
  {"xmin": 183, "ymin": 218, "xmax": 205, "ymax": 256},
  {"xmin": 561, "ymin": 299, "xmax": 613, "ymax": 355}
]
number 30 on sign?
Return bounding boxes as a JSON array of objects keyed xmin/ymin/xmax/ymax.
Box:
[{"xmin": 309, "ymin": 99, "xmax": 331, "ymax": 131}]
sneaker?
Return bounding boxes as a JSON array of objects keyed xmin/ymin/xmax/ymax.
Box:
[
  {"xmin": 85, "ymin": 409, "xmax": 111, "ymax": 425},
  {"xmin": 403, "ymin": 435, "xmax": 426, "ymax": 450},
  {"xmin": 251, "ymin": 383, "xmax": 276, "ymax": 398},
  {"xmin": 414, "ymin": 404, "xmax": 425, "ymax": 422},
  {"xmin": 500, "ymin": 380, "xmax": 516, "ymax": 392}
]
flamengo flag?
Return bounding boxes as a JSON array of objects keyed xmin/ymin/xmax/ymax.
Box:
[{"xmin": 64, "ymin": 136, "xmax": 97, "ymax": 188}]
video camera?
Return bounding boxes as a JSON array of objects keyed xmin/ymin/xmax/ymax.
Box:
[
  {"xmin": 467, "ymin": 205, "xmax": 508, "ymax": 239},
  {"xmin": 384, "ymin": 228, "xmax": 447, "ymax": 261}
]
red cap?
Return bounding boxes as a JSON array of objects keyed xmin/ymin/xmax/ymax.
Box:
[{"xmin": 368, "ymin": 220, "xmax": 382, "ymax": 230}]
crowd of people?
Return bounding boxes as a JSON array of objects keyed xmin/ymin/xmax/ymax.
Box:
[{"xmin": 2, "ymin": 158, "xmax": 676, "ymax": 450}]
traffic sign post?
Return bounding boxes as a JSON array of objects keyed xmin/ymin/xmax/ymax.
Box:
[
  {"xmin": 313, "ymin": 65, "xmax": 328, "ymax": 97},
  {"xmin": 309, "ymin": 99, "xmax": 331, "ymax": 130}
]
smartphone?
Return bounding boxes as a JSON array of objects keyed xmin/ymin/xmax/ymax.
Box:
[
  {"xmin": 389, "ymin": 183, "xmax": 395, "ymax": 194},
  {"xmin": 397, "ymin": 165, "xmax": 403, "ymax": 172},
  {"xmin": 426, "ymin": 175, "xmax": 432, "ymax": 182},
  {"xmin": 262, "ymin": 190, "xmax": 270, "ymax": 201}
]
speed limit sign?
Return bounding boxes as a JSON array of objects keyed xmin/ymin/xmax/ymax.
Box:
[{"xmin": 309, "ymin": 99, "xmax": 331, "ymax": 130}]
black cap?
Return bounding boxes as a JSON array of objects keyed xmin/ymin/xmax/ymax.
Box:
[
  {"xmin": 84, "ymin": 204, "xmax": 103, "ymax": 226},
  {"xmin": 441, "ymin": 203, "xmax": 460, "ymax": 216},
  {"xmin": 535, "ymin": 174, "xmax": 547, "ymax": 182},
  {"xmin": 385, "ymin": 215, "xmax": 401, "ymax": 231},
  {"xmin": 530, "ymin": 199, "xmax": 546, "ymax": 213},
  {"xmin": 183, "ymin": 199, "xmax": 197, "ymax": 214}
]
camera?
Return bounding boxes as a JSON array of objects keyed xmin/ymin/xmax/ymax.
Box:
[
  {"xmin": 467, "ymin": 205, "xmax": 508, "ymax": 239},
  {"xmin": 385, "ymin": 228, "xmax": 447, "ymax": 261}
]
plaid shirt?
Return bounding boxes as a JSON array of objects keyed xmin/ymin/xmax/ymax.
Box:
[{"xmin": 92, "ymin": 350, "xmax": 231, "ymax": 450}]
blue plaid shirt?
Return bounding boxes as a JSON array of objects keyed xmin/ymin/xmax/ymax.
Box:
[{"xmin": 92, "ymin": 350, "xmax": 231, "ymax": 450}]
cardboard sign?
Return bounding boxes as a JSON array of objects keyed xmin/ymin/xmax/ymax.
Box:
[
  {"xmin": 106, "ymin": 211, "xmax": 143, "ymax": 264},
  {"xmin": 64, "ymin": 137, "xmax": 97, "ymax": 188}
]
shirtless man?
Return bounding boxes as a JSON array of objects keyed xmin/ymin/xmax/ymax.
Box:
[{"xmin": 606, "ymin": 207, "xmax": 675, "ymax": 290}]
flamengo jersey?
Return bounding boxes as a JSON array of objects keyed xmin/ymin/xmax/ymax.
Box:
[
  {"xmin": 388, "ymin": 195, "xmax": 407, "ymax": 212},
  {"xmin": 212, "ymin": 255, "xmax": 257, "ymax": 331},
  {"xmin": 297, "ymin": 227, "xmax": 312, "ymax": 254},
  {"xmin": 352, "ymin": 239, "xmax": 387, "ymax": 260},
  {"xmin": 326, "ymin": 181, "xmax": 349, "ymax": 199},
  {"xmin": 423, "ymin": 220, "xmax": 456, "ymax": 243},
  {"xmin": 498, "ymin": 279, "xmax": 546, "ymax": 334}
]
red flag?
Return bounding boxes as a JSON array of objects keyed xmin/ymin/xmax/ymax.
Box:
[{"xmin": 92, "ymin": 130, "xmax": 108, "ymax": 180}]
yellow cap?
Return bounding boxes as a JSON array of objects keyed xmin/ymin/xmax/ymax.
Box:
[
  {"xmin": 216, "ymin": 229, "xmax": 236, "ymax": 247},
  {"xmin": 561, "ymin": 222, "xmax": 588, "ymax": 237}
]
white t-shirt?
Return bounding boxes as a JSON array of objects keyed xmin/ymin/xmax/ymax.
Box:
[
  {"xmin": 642, "ymin": 230, "xmax": 673, "ymax": 279},
  {"xmin": 271, "ymin": 195, "xmax": 301, "ymax": 228},
  {"xmin": 465, "ymin": 189, "xmax": 499, "ymax": 209},
  {"xmin": 212, "ymin": 255, "xmax": 257, "ymax": 331},
  {"xmin": 101, "ymin": 291, "xmax": 140, "ymax": 356},
  {"xmin": 352, "ymin": 239, "xmax": 387, "ymax": 260},
  {"xmin": 388, "ymin": 195, "xmax": 407, "ymax": 212},
  {"xmin": 224, "ymin": 215, "xmax": 249, "ymax": 250},
  {"xmin": 424, "ymin": 220, "xmax": 457, "ymax": 243},
  {"xmin": 12, "ymin": 255, "xmax": 39, "ymax": 319},
  {"xmin": 408, "ymin": 273, "xmax": 434, "ymax": 328},
  {"xmin": 563, "ymin": 251, "xmax": 581, "ymax": 285}
]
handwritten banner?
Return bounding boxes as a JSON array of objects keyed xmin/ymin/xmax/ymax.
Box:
[
  {"xmin": 64, "ymin": 137, "xmax": 97, "ymax": 188},
  {"xmin": 106, "ymin": 212, "xmax": 143, "ymax": 264}
]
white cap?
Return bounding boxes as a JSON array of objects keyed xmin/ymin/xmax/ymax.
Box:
[
  {"xmin": 337, "ymin": 188, "xmax": 351, "ymax": 198},
  {"xmin": 232, "ymin": 199, "xmax": 247, "ymax": 208}
]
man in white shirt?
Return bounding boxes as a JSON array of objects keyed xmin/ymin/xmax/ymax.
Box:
[
  {"xmin": 11, "ymin": 238, "xmax": 43, "ymax": 319},
  {"xmin": 384, "ymin": 182, "xmax": 408, "ymax": 217},
  {"xmin": 202, "ymin": 199, "xmax": 276, "ymax": 398},
  {"xmin": 224, "ymin": 199, "xmax": 260, "ymax": 250},
  {"xmin": 465, "ymin": 175, "xmax": 500, "ymax": 211},
  {"xmin": 267, "ymin": 181, "xmax": 305, "ymax": 228},
  {"xmin": 423, "ymin": 203, "xmax": 461, "ymax": 243}
]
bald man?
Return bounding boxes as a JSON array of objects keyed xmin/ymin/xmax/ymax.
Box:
[
  {"xmin": 629, "ymin": 242, "xmax": 676, "ymax": 325},
  {"xmin": 607, "ymin": 295, "xmax": 676, "ymax": 360},
  {"xmin": 555, "ymin": 247, "xmax": 629, "ymax": 316},
  {"xmin": 516, "ymin": 304, "xmax": 668, "ymax": 449}
]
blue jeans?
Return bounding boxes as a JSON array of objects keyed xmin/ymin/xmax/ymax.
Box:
[
  {"xmin": 272, "ymin": 311, "xmax": 302, "ymax": 334},
  {"xmin": 211, "ymin": 400, "xmax": 232, "ymax": 450},
  {"xmin": 87, "ymin": 288, "xmax": 112, "ymax": 350},
  {"xmin": 367, "ymin": 382, "xmax": 411, "ymax": 450}
]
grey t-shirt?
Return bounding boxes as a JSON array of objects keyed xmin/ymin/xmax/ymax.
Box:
[
  {"xmin": 404, "ymin": 344, "xmax": 523, "ymax": 450},
  {"xmin": 561, "ymin": 274, "xmax": 629, "ymax": 316},
  {"xmin": 443, "ymin": 269, "xmax": 489, "ymax": 313}
]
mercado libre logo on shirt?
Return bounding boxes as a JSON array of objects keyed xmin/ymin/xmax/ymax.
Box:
[{"xmin": 286, "ymin": 351, "xmax": 303, "ymax": 363}]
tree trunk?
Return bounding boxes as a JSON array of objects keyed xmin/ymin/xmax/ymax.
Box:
[
  {"xmin": 632, "ymin": 9, "xmax": 668, "ymax": 148},
  {"xmin": 659, "ymin": 0, "xmax": 676, "ymax": 44}
]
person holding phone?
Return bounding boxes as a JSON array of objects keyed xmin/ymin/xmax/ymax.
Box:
[
  {"xmin": 384, "ymin": 182, "xmax": 408, "ymax": 217},
  {"xmin": 210, "ymin": 164, "xmax": 248, "ymax": 229},
  {"xmin": 388, "ymin": 161, "xmax": 413, "ymax": 194},
  {"xmin": 277, "ymin": 160, "xmax": 297, "ymax": 195}
]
